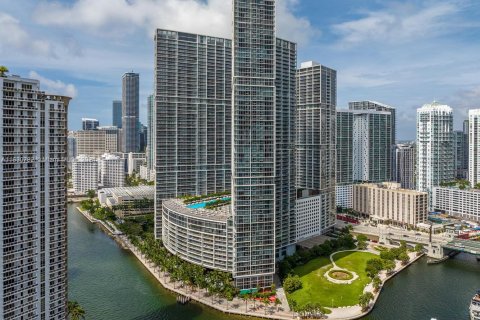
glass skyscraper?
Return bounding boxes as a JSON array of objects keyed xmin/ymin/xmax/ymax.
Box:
[
  {"xmin": 112, "ymin": 100, "xmax": 122, "ymax": 128},
  {"xmin": 232, "ymin": 0, "xmax": 296, "ymax": 289},
  {"xmin": 122, "ymin": 72, "xmax": 139, "ymax": 152},
  {"xmin": 296, "ymin": 61, "xmax": 337, "ymax": 241},
  {"xmin": 154, "ymin": 29, "xmax": 232, "ymax": 238}
]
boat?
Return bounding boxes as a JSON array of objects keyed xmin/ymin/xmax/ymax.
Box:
[{"xmin": 471, "ymin": 290, "xmax": 480, "ymax": 320}]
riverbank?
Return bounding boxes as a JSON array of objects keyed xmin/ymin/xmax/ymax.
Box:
[{"xmin": 74, "ymin": 204, "xmax": 423, "ymax": 320}]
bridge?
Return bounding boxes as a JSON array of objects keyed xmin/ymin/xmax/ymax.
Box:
[{"xmin": 443, "ymin": 239, "xmax": 480, "ymax": 255}]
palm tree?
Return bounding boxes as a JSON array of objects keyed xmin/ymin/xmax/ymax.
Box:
[
  {"xmin": 242, "ymin": 294, "xmax": 250, "ymax": 313},
  {"xmin": 359, "ymin": 292, "xmax": 374, "ymax": 311},
  {"xmin": 67, "ymin": 301, "xmax": 86, "ymax": 320},
  {"xmin": 0, "ymin": 66, "xmax": 8, "ymax": 77}
]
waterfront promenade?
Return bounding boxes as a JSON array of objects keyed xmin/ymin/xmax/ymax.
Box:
[{"xmin": 74, "ymin": 205, "xmax": 423, "ymax": 320}]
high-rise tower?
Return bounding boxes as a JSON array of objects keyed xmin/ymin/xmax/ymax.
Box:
[
  {"xmin": 468, "ymin": 110, "xmax": 480, "ymax": 186},
  {"xmin": 295, "ymin": 61, "xmax": 336, "ymax": 241},
  {"xmin": 232, "ymin": 0, "xmax": 296, "ymax": 289},
  {"xmin": 154, "ymin": 29, "xmax": 232, "ymax": 238},
  {"xmin": 416, "ymin": 102, "xmax": 454, "ymax": 195},
  {"xmin": 112, "ymin": 100, "xmax": 122, "ymax": 128},
  {"xmin": 0, "ymin": 74, "xmax": 70, "ymax": 319},
  {"xmin": 122, "ymin": 72, "xmax": 139, "ymax": 152}
]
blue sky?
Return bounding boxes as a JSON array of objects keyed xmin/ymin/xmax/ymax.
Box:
[{"xmin": 1, "ymin": 0, "xmax": 480, "ymax": 139}]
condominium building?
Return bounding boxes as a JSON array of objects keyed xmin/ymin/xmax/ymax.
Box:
[
  {"xmin": 353, "ymin": 182, "xmax": 428, "ymax": 226},
  {"xmin": 295, "ymin": 61, "xmax": 336, "ymax": 241},
  {"xmin": 454, "ymin": 129, "xmax": 468, "ymax": 179},
  {"xmin": 335, "ymin": 184, "xmax": 354, "ymax": 209},
  {"xmin": 416, "ymin": 102, "xmax": 454, "ymax": 195},
  {"xmin": 74, "ymin": 126, "xmax": 120, "ymax": 157},
  {"xmin": 393, "ymin": 143, "xmax": 416, "ymax": 189},
  {"xmin": 127, "ymin": 152, "xmax": 145, "ymax": 175},
  {"xmin": 433, "ymin": 187, "xmax": 480, "ymax": 222},
  {"xmin": 469, "ymin": 110, "xmax": 480, "ymax": 186},
  {"xmin": 0, "ymin": 74, "xmax": 70, "ymax": 319},
  {"xmin": 336, "ymin": 109, "xmax": 392, "ymax": 184},
  {"xmin": 112, "ymin": 100, "xmax": 122, "ymax": 128},
  {"xmin": 122, "ymin": 72, "xmax": 140, "ymax": 152},
  {"xmin": 82, "ymin": 117, "xmax": 99, "ymax": 130},
  {"xmin": 68, "ymin": 131, "xmax": 77, "ymax": 169},
  {"xmin": 146, "ymin": 94, "xmax": 155, "ymax": 172},
  {"xmin": 349, "ymin": 100, "xmax": 396, "ymax": 149},
  {"xmin": 232, "ymin": 0, "xmax": 296, "ymax": 289},
  {"xmin": 162, "ymin": 198, "xmax": 233, "ymax": 272},
  {"xmin": 100, "ymin": 153, "xmax": 125, "ymax": 188},
  {"xmin": 72, "ymin": 155, "xmax": 98, "ymax": 194},
  {"xmin": 154, "ymin": 29, "xmax": 232, "ymax": 238}
]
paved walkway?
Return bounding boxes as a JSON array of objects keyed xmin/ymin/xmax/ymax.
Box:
[{"xmin": 119, "ymin": 234, "xmax": 297, "ymax": 320}]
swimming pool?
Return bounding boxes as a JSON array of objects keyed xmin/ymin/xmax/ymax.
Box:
[{"xmin": 186, "ymin": 197, "xmax": 231, "ymax": 209}]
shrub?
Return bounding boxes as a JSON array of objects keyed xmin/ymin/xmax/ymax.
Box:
[{"xmin": 283, "ymin": 275, "xmax": 303, "ymax": 293}]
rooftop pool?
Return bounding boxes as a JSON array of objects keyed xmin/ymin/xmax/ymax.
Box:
[{"xmin": 186, "ymin": 197, "xmax": 231, "ymax": 209}]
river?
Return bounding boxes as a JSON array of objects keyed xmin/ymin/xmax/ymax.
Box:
[{"xmin": 68, "ymin": 204, "xmax": 480, "ymax": 320}]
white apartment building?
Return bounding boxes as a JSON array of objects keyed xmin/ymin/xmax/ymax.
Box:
[
  {"xmin": 72, "ymin": 155, "xmax": 98, "ymax": 194},
  {"xmin": 469, "ymin": 109, "xmax": 480, "ymax": 187},
  {"xmin": 100, "ymin": 153, "xmax": 125, "ymax": 188},
  {"xmin": 433, "ymin": 187, "xmax": 480, "ymax": 222},
  {"xmin": 128, "ymin": 152, "xmax": 145, "ymax": 175},
  {"xmin": 416, "ymin": 102, "xmax": 454, "ymax": 196},
  {"xmin": 353, "ymin": 182, "xmax": 428, "ymax": 226},
  {"xmin": 0, "ymin": 74, "xmax": 70, "ymax": 319}
]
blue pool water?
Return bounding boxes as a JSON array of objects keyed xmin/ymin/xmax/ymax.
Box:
[{"xmin": 187, "ymin": 197, "xmax": 231, "ymax": 209}]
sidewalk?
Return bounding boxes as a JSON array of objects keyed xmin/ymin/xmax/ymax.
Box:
[{"xmin": 119, "ymin": 234, "xmax": 297, "ymax": 320}]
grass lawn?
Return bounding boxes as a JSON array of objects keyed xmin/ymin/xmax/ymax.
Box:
[{"xmin": 287, "ymin": 251, "xmax": 378, "ymax": 309}]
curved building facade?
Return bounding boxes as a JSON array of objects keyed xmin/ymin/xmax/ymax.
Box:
[{"xmin": 162, "ymin": 199, "xmax": 233, "ymax": 272}]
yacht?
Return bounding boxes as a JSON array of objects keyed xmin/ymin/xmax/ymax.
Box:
[{"xmin": 471, "ymin": 291, "xmax": 480, "ymax": 320}]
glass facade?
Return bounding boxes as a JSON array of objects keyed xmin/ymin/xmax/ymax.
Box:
[{"xmin": 154, "ymin": 29, "xmax": 232, "ymax": 238}]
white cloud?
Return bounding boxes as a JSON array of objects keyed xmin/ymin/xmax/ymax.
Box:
[
  {"xmin": 332, "ymin": 2, "xmax": 461, "ymax": 47},
  {"xmin": 33, "ymin": 0, "xmax": 317, "ymax": 44},
  {"xmin": 0, "ymin": 12, "xmax": 55, "ymax": 57},
  {"xmin": 28, "ymin": 71, "xmax": 78, "ymax": 98}
]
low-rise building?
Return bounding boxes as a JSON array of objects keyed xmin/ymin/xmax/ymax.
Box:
[
  {"xmin": 162, "ymin": 197, "xmax": 233, "ymax": 272},
  {"xmin": 433, "ymin": 187, "xmax": 480, "ymax": 222},
  {"xmin": 353, "ymin": 182, "xmax": 428, "ymax": 226},
  {"xmin": 100, "ymin": 153, "xmax": 125, "ymax": 188},
  {"xmin": 98, "ymin": 186, "xmax": 155, "ymax": 217},
  {"xmin": 72, "ymin": 155, "xmax": 98, "ymax": 194}
]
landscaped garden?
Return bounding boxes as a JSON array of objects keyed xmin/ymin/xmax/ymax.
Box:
[{"xmin": 286, "ymin": 251, "xmax": 377, "ymax": 309}]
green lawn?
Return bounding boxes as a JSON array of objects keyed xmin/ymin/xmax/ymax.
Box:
[{"xmin": 287, "ymin": 251, "xmax": 378, "ymax": 309}]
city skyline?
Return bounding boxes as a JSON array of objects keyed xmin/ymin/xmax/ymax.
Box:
[{"xmin": 2, "ymin": 0, "xmax": 480, "ymax": 138}]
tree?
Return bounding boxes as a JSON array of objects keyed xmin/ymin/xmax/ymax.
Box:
[
  {"xmin": 242, "ymin": 294, "xmax": 250, "ymax": 313},
  {"xmin": 382, "ymin": 259, "xmax": 396, "ymax": 274},
  {"xmin": 365, "ymin": 258, "xmax": 384, "ymax": 278},
  {"xmin": 414, "ymin": 243, "xmax": 424, "ymax": 256},
  {"xmin": 283, "ymin": 275, "xmax": 302, "ymax": 293},
  {"xmin": 398, "ymin": 252, "xmax": 410, "ymax": 265},
  {"xmin": 372, "ymin": 276, "xmax": 382, "ymax": 292},
  {"xmin": 86, "ymin": 189, "xmax": 96, "ymax": 199},
  {"xmin": 274, "ymin": 298, "xmax": 281, "ymax": 312},
  {"xmin": 67, "ymin": 301, "xmax": 86, "ymax": 320},
  {"xmin": 0, "ymin": 66, "xmax": 8, "ymax": 77},
  {"xmin": 262, "ymin": 298, "xmax": 270, "ymax": 315},
  {"xmin": 358, "ymin": 292, "xmax": 374, "ymax": 311}
]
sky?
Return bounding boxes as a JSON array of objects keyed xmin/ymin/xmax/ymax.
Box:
[{"xmin": 1, "ymin": 0, "xmax": 480, "ymax": 140}]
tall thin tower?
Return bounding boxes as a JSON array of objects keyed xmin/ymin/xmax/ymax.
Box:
[
  {"xmin": 122, "ymin": 72, "xmax": 139, "ymax": 152},
  {"xmin": 232, "ymin": 0, "xmax": 296, "ymax": 289},
  {"xmin": 468, "ymin": 109, "xmax": 480, "ymax": 186},
  {"xmin": 0, "ymin": 74, "xmax": 70, "ymax": 319},
  {"xmin": 416, "ymin": 101, "xmax": 454, "ymax": 195}
]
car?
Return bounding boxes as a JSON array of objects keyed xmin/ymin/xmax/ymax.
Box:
[
  {"xmin": 403, "ymin": 234, "xmax": 409, "ymax": 237},
  {"xmin": 415, "ymin": 233, "xmax": 421, "ymax": 236}
]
